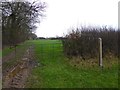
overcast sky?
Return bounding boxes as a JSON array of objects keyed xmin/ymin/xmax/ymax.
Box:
[{"xmin": 35, "ymin": 0, "xmax": 119, "ymax": 37}]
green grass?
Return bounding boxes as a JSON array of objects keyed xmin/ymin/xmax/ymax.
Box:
[
  {"xmin": 0, "ymin": 47, "xmax": 14, "ymax": 58},
  {"xmin": 2, "ymin": 47, "xmax": 14, "ymax": 57},
  {"xmin": 2, "ymin": 41, "xmax": 33, "ymax": 57},
  {"xmin": 24, "ymin": 40, "xmax": 118, "ymax": 88}
]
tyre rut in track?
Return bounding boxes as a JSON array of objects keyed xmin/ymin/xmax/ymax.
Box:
[{"xmin": 3, "ymin": 45, "xmax": 36, "ymax": 88}]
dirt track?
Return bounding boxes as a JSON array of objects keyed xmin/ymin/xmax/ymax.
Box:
[{"xmin": 2, "ymin": 45, "xmax": 36, "ymax": 88}]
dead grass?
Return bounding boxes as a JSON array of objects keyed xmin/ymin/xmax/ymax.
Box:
[{"xmin": 68, "ymin": 56, "xmax": 118, "ymax": 70}]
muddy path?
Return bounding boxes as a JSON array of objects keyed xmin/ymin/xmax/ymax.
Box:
[{"xmin": 2, "ymin": 45, "xmax": 36, "ymax": 88}]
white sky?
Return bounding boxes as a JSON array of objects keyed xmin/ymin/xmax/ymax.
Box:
[{"xmin": 35, "ymin": 0, "xmax": 119, "ymax": 37}]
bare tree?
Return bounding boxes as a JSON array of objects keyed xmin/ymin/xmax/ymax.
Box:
[{"xmin": 2, "ymin": 1, "xmax": 46, "ymax": 47}]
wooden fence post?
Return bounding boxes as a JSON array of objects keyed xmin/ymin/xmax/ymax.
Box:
[{"xmin": 98, "ymin": 38, "xmax": 103, "ymax": 67}]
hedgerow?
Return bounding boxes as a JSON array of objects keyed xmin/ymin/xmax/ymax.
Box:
[{"xmin": 62, "ymin": 26, "xmax": 118, "ymax": 59}]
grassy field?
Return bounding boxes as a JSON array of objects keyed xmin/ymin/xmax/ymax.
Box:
[{"xmin": 26, "ymin": 40, "xmax": 118, "ymax": 88}]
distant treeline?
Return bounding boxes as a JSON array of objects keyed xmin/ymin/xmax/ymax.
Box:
[
  {"xmin": 37, "ymin": 37, "xmax": 66, "ymax": 40},
  {"xmin": 62, "ymin": 26, "xmax": 119, "ymax": 59},
  {"xmin": 49, "ymin": 37, "xmax": 66, "ymax": 40},
  {"xmin": 37, "ymin": 37, "xmax": 46, "ymax": 39}
]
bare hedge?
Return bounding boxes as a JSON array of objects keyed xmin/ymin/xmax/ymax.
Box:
[{"xmin": 62, "ymin": 26, "xmax": 118, "ymax": 59}]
